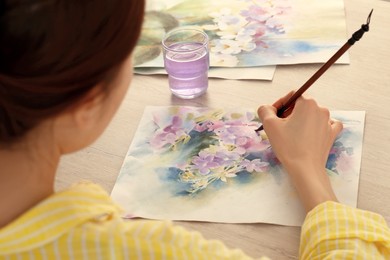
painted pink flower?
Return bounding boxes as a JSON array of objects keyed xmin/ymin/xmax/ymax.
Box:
[
  {"xmin": 194, "ymin": 121, "xmax": 216, "ymax": 132},
  {"xmin": 206, "ymin": 120, "xmax": 225, "ymax": 131},
  {"xmin": 241, "ymin": 5, "xmax": 270, "ymax": 23},
  {"xmin": 248, "ymin": 23, "xmax": 267, "ymax": 43}
]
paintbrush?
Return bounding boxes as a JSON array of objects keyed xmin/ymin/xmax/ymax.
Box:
[{"xmin": 255, "ymin": 9, "xmax": 373, "ymax": 133}]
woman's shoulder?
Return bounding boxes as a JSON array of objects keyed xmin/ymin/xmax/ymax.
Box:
[{"xmin": 0, "ymin": 181, "xmax": 124, "ymax": 255}]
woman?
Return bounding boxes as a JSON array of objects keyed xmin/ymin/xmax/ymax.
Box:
[{"xmin": 0, "ymin": 0, "xmax": 389, "ymax": 259}]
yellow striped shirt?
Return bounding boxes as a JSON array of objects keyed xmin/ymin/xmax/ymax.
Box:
[
  {"xmin": 0, "ymin": 183, "xmax": 258, "ymax": 259},
  {"xmin": 300, "ymin": 201, "xmax": 390, "ymax": 259},
  {"xmin": 0, "ymin": 182, "xmax": 389, "ymax": 259}
]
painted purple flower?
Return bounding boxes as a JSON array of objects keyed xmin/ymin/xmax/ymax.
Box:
[
  {"xmin": 162, "ymin": 116, "xmax": 182, "ymax": 132},
  {"xmin": 150, "ymin": 132, "xmax": 179, "ymax": 149},
  {"xmin": 213, "ymin": 119, "xmax": 267, "ymax": 153},
  {"xmin": 150, "ymin": 116, "xmax": 189, "ymax": 149},
  {"xmin": 242, "ymin": 159, "xmax": 269, "ymax": 173},
  {"xmin": 191, "ymin": 150, "xmax": 221, "ymax": 175},
  {"xmin": 236, "ymin": 136, "xmax": 249, "ymax": 146},
  {"xmin": 215, "ymin": 148, "xmax": 241, "ymax": 166},
  {"xmin": 216, "ymin": 127, "xmax": 237, "ymax": 145}
]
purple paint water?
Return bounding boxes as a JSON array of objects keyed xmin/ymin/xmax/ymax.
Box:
[{"xmin": 164, "ymin": 42, "xmax": 209, "ymax": 99}]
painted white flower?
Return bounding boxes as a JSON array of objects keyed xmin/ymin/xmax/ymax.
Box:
[
  {"xmin": 237, "ymin": 28, "xmax": 256, "ymax": 40},
  {"xmin": 201, "ymin": 0, "xmax": 291, "ymax": 67},
  {"xmin": 211, "ymin": 53, "xmax": 239, "ymax": 67},
  {"xmin": 211, "ymin": 9, "xmax": 241, "ymax": 27},
  {"xmin": 217, "ymin": 20, "xmax": 243, "ymax": 35},
  {"xmin": 217, "ymin": 31, "xmax": 238, "ymax": 40},
  {"xmin": 235, "ymin": 28, "xmax": 257, "ymax": 52},
  {"xmin": 209, "ymin": 8, "xmax": 233, "ymax": 19},
  {"xmin": 216, "ymin": 167, "xmax": 237, "ymax": 182},
  {"xmin": 207, "ymin": 8, "xmax": 246, "ymax": 39},
  {"xmin": 241, "ymin": 41, "xmax": 256, "ymax": 52},
  {"xmin": 211, "ymin": 39, "xmax": 242, "ymax": 55},
  {"xmin": 202, "ymin": 24, "xmax": 219, "ymax": 31}
]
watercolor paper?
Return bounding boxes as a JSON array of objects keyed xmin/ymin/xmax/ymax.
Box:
[
  {"xmin": 111, "ymin": 107, "xmax": 365, "ymax": 226},
  {"xmin": 135, "ymin": 0, "xmax": 349, "ymax": 68}
]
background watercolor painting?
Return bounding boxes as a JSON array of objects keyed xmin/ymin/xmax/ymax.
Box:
[
  {"xmin": 135, "ymin": 0, "xmax": 349, "ymax": 67},
  {"xmin": 111, "ymin": 107, "xmax": 365, "ymax": 226}
]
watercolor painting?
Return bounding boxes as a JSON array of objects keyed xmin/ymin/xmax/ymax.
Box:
[
  {"xmin": 135, "ymin": 0, "xmax": 349, "ymax": 68},
  {"xmin": 111, "ymin": 107, "xmax": 365, "ymax": 226}
]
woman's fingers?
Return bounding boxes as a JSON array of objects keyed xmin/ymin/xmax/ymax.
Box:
[
  {"xmin": 330, "ymin": 119, "xmax": 344, "ymax": 140},
  {"xmin": 257, "ymin": 105, "xmax": 278, "ymax": 123},
  {"xmin": 272, "ymin": 90, "xmax": 296, "ymax": 109}
]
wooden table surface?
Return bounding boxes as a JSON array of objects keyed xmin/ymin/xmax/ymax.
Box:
[{"xmin": 56, "ymin": 0, "xmax": 390, "ymax": 258}]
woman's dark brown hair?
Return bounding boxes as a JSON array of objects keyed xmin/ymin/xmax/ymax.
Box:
[{"xmin": 0, "ymin": 0, "xmax": 145, "ymax": 143}]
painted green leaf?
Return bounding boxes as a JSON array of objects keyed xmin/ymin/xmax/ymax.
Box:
[
  {"xmin": 147, "ymin": 11, "xmax": 179, "ymax": 33},
  {"xmin": 133, "ymin": 45, "xmax": 161, "ymax": 66},
  {"xmin": 134, "ymin": 11, "xmax": 180, "ymax": 65},
  {"xmin": 168, "ymin": 1, "xmax": 214, "ymax": 25}
]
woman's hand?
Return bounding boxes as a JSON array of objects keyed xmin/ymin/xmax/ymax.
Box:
[{"xmin": 257, "ymin": 93, "xmax": 343, "ymax": 212}]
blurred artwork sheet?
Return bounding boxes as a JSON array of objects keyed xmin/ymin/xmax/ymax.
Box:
[
  {"xmin": 134, "ymin": 0, "xmax": 349, "ymax": 70},
  {"xmin": 134, "ymin": 66, "xmax": 276, "ymax": 80},
  {"xmin": 111, "ymin": 106, "xmax": 365, "ymax": 226}
]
